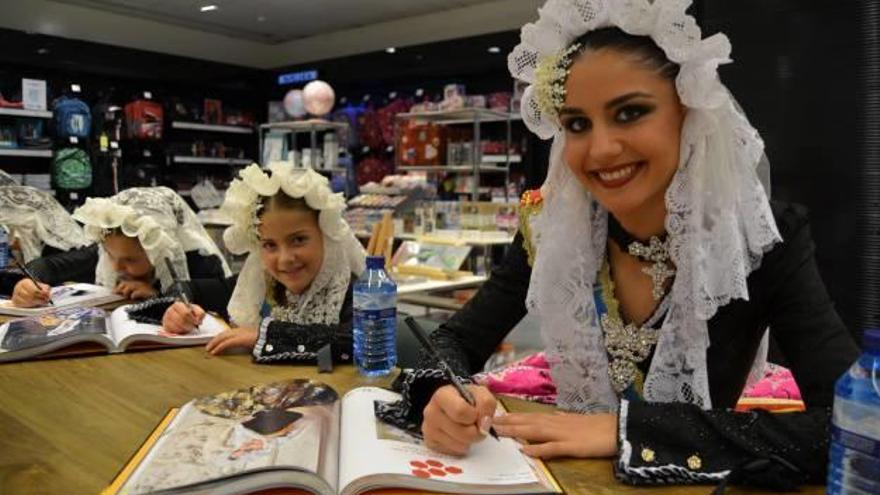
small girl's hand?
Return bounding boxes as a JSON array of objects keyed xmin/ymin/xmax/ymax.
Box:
[
  {"xmin": 162, "ymin": 301, "xmax": 205, "ymax": 335},
  {"xmin": 205, "ymin": 327, "xmax": 258, "ymax": 355},
  {"xmin": 114, "ymin": 279, "xmax": 157, "ymax": 300},
  {"xmin": 11, "ymin": 279, "xmax": 51, "ymax": 308}
]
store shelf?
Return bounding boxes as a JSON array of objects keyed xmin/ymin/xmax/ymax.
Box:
[
  {"xmin": 398, "ymin": 165, "xmax": 508, "ymax": 174},
  {"xmin": 482, "ymin": 154, "xmax": 521, "ymax": 163},
  {"xmin": 0, "ymin": 108, "xmax": 52, "ymax": 119},
  {"xmin": 261, "ymin": 119, "xmax": 348, "ymax": 133},
  {"xmin": 417, "ymin": 230, "xmax": 515, "ymax": 246},
  {"xmin": 0, "ymin": 148, "xmax": 52, "ymax": 158},
  {"xmin": 395, "ymin": 108, "xmax": 514, "ymax": 124},
  {"xmin": 312, "ymin": 167, "xmax": 347, "ymax": 174},
  {"xmin": 172, "ymin": 156, "xmax": 253, "ymax": 165},
  {"xmin": 171, "ymin": 121, "xmax": 254, "ymax": 134}
]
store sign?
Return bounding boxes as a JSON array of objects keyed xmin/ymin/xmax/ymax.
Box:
[{"xmin": 277, "ymin": 70, "xmax": 318, "ymax": 85}]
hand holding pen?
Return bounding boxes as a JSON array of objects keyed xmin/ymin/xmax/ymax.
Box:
[
  {"xmin": 163, "ymin": 258, "xmax": 202, "ymax": 333},
  {"xmin": 12, "ymin": 256, "xmax": 54, "ymax": 307},
  {"xmin": 403, "ymin": 316, "xmax": 500, "ymax": 444}
]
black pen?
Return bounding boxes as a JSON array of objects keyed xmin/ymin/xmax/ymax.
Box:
[
  {"xmin": 12, "ymin": 257, "xmax": 54, "ymax": 306},
  {"xmin": 403, "ymin": 315, "xmax": 499, "ymax": 440},
  {"xmin": 164, "ymin": 258, "xmax": 200, "ymax": 332}
]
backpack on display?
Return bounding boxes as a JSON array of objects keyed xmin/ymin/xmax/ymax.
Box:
[
  {"xmin": 53, "ymin": 96, "xmax": 92, "ymax": 138},
  {"xmin": 125, "ymin": 100, "xmax": 164, "ymax": 139},
  {"xmin": 52, "ymin": 147, "xmax": 92, "ymax": 190}
]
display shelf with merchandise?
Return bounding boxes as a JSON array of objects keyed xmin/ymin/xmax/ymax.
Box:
[
  {"xmin": 258, "ymin": 118, "xmax": 352, "ymax": 191},
  {"xmin": 394, "ymin": 108, "xmax": 517, "ymax": 201}
]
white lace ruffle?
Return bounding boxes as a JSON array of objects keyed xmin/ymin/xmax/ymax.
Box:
[
  {"xmin": 72, "ymin": 187, "xmax": 231, "ymax": 292},
  {"xmin": 509, "ymin": 0, "xmax": 733, "ymax": 139},
  {"xmin": 516, "ymin": 0, "xmax": 780, "ymax": 412},
  {"xmin": 223, "ymin": 163, "xmax": 365, "ymax": 329},
  {"xmin": 0, "ymin": 186, "xmax": 91, "ymax": 263}
]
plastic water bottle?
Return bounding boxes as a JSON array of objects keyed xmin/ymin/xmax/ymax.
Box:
[
  {"xmin": 827, "ymin": 328, "xmax": 880, "ymax": 494},
  {"xmin": 0, "ymin": 227, "xmax": 9, "ymax": 269},
  {"xmin": 353, "ymin": 255, "xmax": 397, "ymax": 376}
]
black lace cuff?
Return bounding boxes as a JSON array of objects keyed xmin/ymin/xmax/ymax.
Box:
[
  {"xmin": 615, "ymin": 400, "xmax": 817, "ymax": 491},
  {"xmin": 125, "ymin": 296, "xmax": 176, "ymax": 325},
  {"xmin": 376, "ymin": 368, "xmax": 473, "ymax": 435},
  {"xmin": 252, "ymin": 317, "xmax": 353, "ymax": 364}
]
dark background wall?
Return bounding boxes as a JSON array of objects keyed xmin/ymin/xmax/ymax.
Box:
[{"xmin": 697, "ymin": 0, "xmax": 873, "ymax": 339}]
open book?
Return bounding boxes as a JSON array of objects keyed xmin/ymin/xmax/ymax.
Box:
[
  {"xmin": 0, "ymin": 282, "xmax": 126, "ymax": 316},
  {"xmin": 105, "ymin": 379, "xmax": 562, "ymax": 495},
  {"xmin": 0, "ymin": 302, "xmax": 225, "ymax": 363}
]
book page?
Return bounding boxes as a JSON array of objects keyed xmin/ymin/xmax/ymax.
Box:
[
  {"xmin": 338, "ymin": 387, "xmax": 544, "ymax": 493},
  {"xmin": 108, "ymin": 304, "xmax": 225, "ymax": 349},
  {"xmin": 0, "ymin": 306, "xmax": 113, "ymax": 360},
  {"xmin": 120, "ymin": 379, "xmax": 341, "ymax": 495},
  {"xmin": 0, "ymin": 283, "xmax": 124, "ymax": 317}
]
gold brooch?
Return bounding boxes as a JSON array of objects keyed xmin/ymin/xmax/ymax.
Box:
[
  {"xmin": 687, "ymin": 454, "xmax": 702, "ymax": 470},
  {"xmin": 640, "ymin": 447, "xmax": 656, "ymax": 463}
]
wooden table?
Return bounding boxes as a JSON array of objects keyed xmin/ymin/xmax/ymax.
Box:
[{"xmin": 0, "ymin": 348, "xmax": 822, "ymax": 495}]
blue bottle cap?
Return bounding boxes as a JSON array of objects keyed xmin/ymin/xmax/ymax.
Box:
[
  {"xmin": 864, "ymin": 328, "xmax": 880, "ymax": 352},
  {"xmin": 366, "ymin": 256, "xmax": 386, "ymax": 269}
]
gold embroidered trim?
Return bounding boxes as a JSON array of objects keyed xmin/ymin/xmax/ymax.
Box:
[{"xmin": 518, "ymin": 189, "xmax": 543, "ymax": 267}]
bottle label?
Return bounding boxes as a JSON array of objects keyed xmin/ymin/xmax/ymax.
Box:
[
  {"xmin": 832, "ymin": 424, "xmax": 880, "ymax": 458},
  {"xmin": 354, "ymin": 307, "xmax": 396, "ymax": 320}
]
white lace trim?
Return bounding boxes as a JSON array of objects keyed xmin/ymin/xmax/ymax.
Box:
[
  {"xmin": 515, "ymin": 0, "xmax": 780, "ymax": 412},
  {"xmin": 0, "ymin": 186, "xmax": 90, "ymax": 262},
  {"xmin": 252, "ymin": 316, "xmax": 272, "ymax": 359},
  {"xmin": 224, "ymin": 163, "xmax": 365, "ymax": 329},
  {"xmin": 72, "ymin": 187, "xmax": 231, "ymax": 292}
]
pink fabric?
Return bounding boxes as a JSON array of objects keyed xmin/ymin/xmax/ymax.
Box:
[
  {"xmin": 741, "ymin": 363, "xmax": 803, "ymax": 400},
  {"xmin": 475, "ymin": 351, "xmax": 802, "ymax": 405},
  {"xmin": 473, "ymin": 352, "xmax": 557, "ymax": 404}
]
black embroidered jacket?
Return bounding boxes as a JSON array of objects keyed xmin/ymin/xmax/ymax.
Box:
[
  {"xmin": 182, "ymin": 274, "xmax": 355, "ymax": 364},
  {"xmin": 394, "ymin": 201, "xmax": 859, "ymax": 490}
]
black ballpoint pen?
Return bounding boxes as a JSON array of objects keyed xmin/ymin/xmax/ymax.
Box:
[
  {"xmin": 164, "ymin": 258, "xmax": 200, "ymax": 332},
  {"xmin": 403, "ymin": 315, "xmax": 499, "ymax": 440}
]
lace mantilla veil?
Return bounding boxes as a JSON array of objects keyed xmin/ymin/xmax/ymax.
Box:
[
  {"xmin": 509, "ymin": 0, "xmax": 780, "ymax": 412},
  {"xmin": 0, "ymin": 186, "xmax": 91, "ymax": 263},
  {"xmin": 72, "ymin": 187, "xmax": 232, "ymax": 292},
  {"xmin": 221, "ymin": 163, "xmax": 366, "ymax": 329}
]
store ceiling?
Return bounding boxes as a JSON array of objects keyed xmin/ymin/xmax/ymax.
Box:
[
  {"xmin": 0, "ymin": 0, "xmax": 543, "ymax": 69},
  {"xmin": 49, "ymin": 0, "xmax": 499, "ymax": 44}
]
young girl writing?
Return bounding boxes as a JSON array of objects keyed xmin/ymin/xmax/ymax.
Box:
[
  {"xmin": 161, "ymin": 163, "xmax": 365, "ymax": 364},
  {"xmin": 9, "ymin": 186, "xmax": 230, "ymax": 306}
]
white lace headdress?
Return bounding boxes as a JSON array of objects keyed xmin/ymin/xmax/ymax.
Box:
[
  {"xmin": 509, "ymin": 0, "xmax": 781, "ymax": 412},
  {"xmin": 72, "ymin": 187, "xmax": 232, "ymax": 292},
  {"xmin": 222, "ymin": 162, "xmax": 366, "ymax": 328},
  {"xmin": 0, "ymin": 186, "xmax": 91, "ymax": 263}
]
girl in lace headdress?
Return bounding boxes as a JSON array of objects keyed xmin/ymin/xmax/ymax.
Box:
[
  {"xmin": 160, "ymin": 163, "xmax": 365, "ymax": 364},
  {"xmin": 0, "ymin": 185, "xmax": 92, "ymax": 303},
  {"xmin": 382, "ymin": 0, "xmax": 859, "ymax": 490},
  {"xmin": 11, "ymin": 186, "xmax": 231, "ymax": 307}
]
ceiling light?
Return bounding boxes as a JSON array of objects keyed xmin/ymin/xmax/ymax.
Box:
[
  {"xmin": 200, "ymin": 5, "xmax": 218, "ymax": 12},
  {"xmin": 488, "ymin": 46, "xmax": 501, "ymax": 54},
  {"xmin": 385, "ymin": 47, "xmax": 396, "ymax": 54}
]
